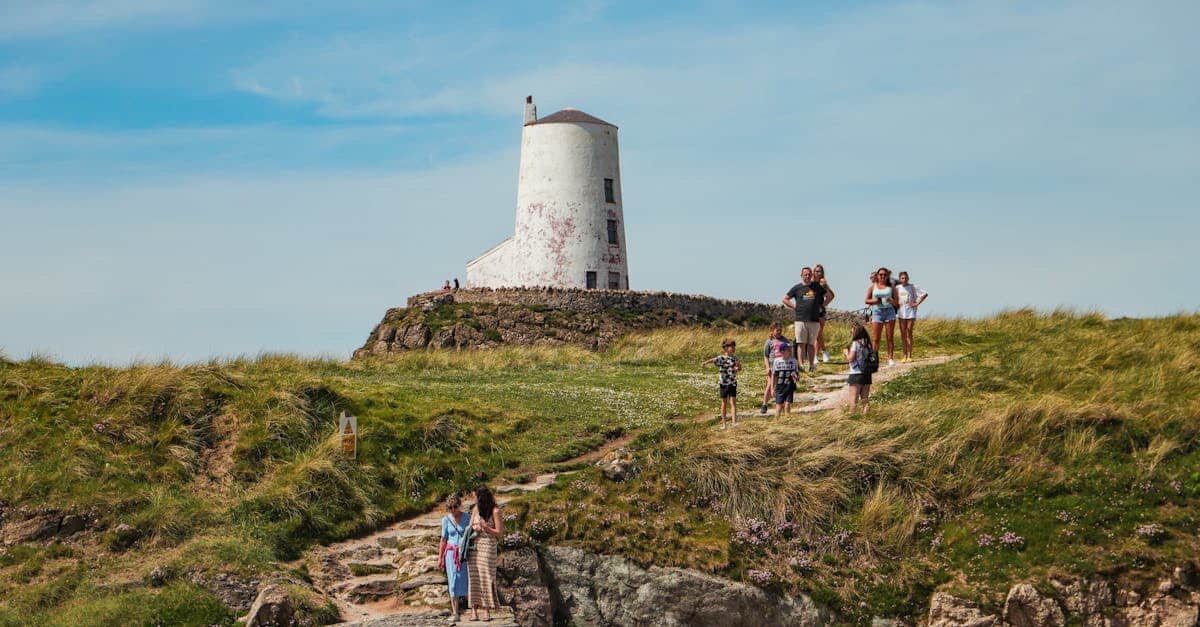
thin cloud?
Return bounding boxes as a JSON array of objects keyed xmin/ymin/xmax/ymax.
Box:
[{"xmin": 0, "ymin": 64, "xmax": 41, "ymax": 96}]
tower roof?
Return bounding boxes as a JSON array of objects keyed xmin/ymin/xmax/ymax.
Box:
[{"xmin": 525, "ymin": 107, "xmax": 617, "ymax": 129}]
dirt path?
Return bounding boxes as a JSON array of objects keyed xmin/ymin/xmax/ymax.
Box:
[
  {"xmin": 795, "ymin": 354, "xmax": 954, "ymax": 413},
  {"xmin": 695, "ymin": 355, "xmax": 955, "ymax": 423},
  {"xmin": 302, "ymin": 433, "xmax": 634, "ymax": 625}
]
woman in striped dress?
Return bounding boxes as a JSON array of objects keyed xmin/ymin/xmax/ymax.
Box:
[{"xmin": 468, "ymin": 485, "xmax": 503, "ymax": 621}]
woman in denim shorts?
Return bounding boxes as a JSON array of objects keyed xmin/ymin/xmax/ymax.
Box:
[{"xmin": 865, "ymin": 267, "xmax": 899, "ymax": 367}]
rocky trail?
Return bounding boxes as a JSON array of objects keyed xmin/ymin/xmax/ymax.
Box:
[{"xmin": 301, "ymin": 435, "xmax": 635, "ymax": 626}]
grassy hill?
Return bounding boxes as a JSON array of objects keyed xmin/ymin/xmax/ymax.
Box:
[{"xmin": 1, "ymin": 310, "xmax": 1197, "ymax": 625}]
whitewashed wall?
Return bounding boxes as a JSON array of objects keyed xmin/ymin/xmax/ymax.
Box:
[{"xmin": 467, "ymin": 111, "xmax": 629, "ymax": 290}]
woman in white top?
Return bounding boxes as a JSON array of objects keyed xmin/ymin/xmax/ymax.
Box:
[{"xmin": 895, "ymin": 271, "xmax": 928, "ymax": 363}]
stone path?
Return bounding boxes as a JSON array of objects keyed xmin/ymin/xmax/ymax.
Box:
[{"xmin": 302, "ymin": 436, "xmax": 632, "ymax": 625}]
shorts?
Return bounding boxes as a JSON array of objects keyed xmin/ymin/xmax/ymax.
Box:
[
  {"xmin": 871, "ymin": 308, "xmax": 897, "ymax": 324},
  {"xmin": 719, "ymin": 384, "xmax": 738, "ymax": 399},
  {"xmin": 793, "ymin": 321, "xmax": 821, "ymax": 345},
  {"xmin": 774, "ymin": 381, "xmax": 795, "ymax": 404},
  {"xmin": 898, "ymin": 306, "xmax": 918, "ymax": 320},
  {"xmin": 847, "ymin": 373, "xmax": 872, "ymax": 386}
]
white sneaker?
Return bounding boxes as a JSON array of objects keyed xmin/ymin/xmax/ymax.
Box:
[
  {"xmin": 821, "ymin": 351, "xmax": 829, "ymax": 363},
  {"xmin": 888, "ymin": 359, "xmax": 896, "ymax": 367}
]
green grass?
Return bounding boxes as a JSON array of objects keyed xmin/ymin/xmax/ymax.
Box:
[
  {"xmin": 503, "ymin": 311, "xmax": 1200, "ymax": 623},
  {"xmin": 2, "ymin": 310, "xmax": 1197, "ymax": 625},
  {"xmin": 0, "ymin": 343, "xmax": 712, "ymax": 624}
]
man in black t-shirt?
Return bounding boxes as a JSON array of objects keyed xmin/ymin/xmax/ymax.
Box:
[{"xmin": 782, "ymin": 267, "xmax": 829, "ymax": 373}]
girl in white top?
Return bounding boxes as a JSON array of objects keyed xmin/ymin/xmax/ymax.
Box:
[{"xmin": 895, "ymin": 271, "xmax": 928, "ymax": 363}]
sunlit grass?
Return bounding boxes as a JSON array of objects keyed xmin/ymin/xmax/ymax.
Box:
[{"xmin": 2, "ymin": 310, "xmax": 1197, "ymax": 624}]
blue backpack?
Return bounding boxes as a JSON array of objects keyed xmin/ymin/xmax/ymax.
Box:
[{"xmin": 856, "ymin": 340, "xmax": 879, "ymax": 374}]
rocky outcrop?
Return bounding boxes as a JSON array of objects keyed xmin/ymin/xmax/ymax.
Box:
[
  {"xmin": 1004, "ymin": 584, "xmax": 1064, "ymax": 627},
  {"xmin": 355, "ymin": 288, "xmax": 859, "ymax": 356},
  {"xmin": 928, "ymin": 592, "xmax": 998, "ymax": 627},
  {"xmin": 245, "ymin": 585, "xmax": 298, "ymax": 627},
  {"xmin": 536, "ymin": 546, "xmax": 831, "ymax": 626},
  {"xmin": 929, "ymin": 574, "xmax": 1200, "ymax": 627},
  {"xmin": 1, "ymin": 508, "xmax": 93, "ymax": 544},
  {"xmin": 597, "ymin": 448, "xmax": 638, "ymax": 482},
  {"xmin": 496, "ymin": 547, "xmax": 553, "ymax": 627},
  {"xmin": 188, "ymin": 570, "xmax": 261, "ymax": 613}
]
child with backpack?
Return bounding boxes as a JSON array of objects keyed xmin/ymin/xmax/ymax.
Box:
[
  {"xmin": 760, "ymin": 322, "xmax": 787, "ymax": 414},
  {"xmin": 771, "ymin": 342, "xmax": 800, "ymax": 418},
  {"xmin": 844, "ymin": 324, "xmax": 878, "ymax": 412},
  {"xmin": 701, "ymin": 338, "xmax": 742, "ymax": 429}
]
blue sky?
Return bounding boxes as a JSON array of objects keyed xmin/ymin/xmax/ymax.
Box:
[{"xmin": 1, "ymin": 0, "xmax": 1197, "ymax": 364}]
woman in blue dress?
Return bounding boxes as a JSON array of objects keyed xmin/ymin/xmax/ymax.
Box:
[{"xmin": 438, "ymin": 494, "xmax": 471, "ymax": 623}]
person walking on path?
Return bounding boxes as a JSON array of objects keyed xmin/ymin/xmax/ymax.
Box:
[
  {"xmin": 467, "ymin": 485, "xmax": 503, "ymax": 622},
  {"xmin": 865, "ymin": 268, "xmax": 900, "ymax": 367},
  {"xmin": 783, "ymin": 267, "xmax": 831, "ymax": 373},
  {"xmin": 813, "ymin": 264, "xmax": 836, "ymax": 363},
  {"xmin": 453, "ymin": 278, "xmax": 460, "ymax": 290},
  {"xmin": 760, "ymin": 323, "xmax": 786, "ymax": 414},
  {"xmin": 771, "ymin": 343, "xmax": 800, "ymax": 417},
  {"xmin": 896, "ymin": 271, "xmax": 928, "ymax": 363},
  {"xmin": 438, "ymin": 495, "xmax": 471, "ymax": 623},
  {"xmin": 843, "ymin": 324, "xmax": 875, "ymax": 412},
  {"xmin": 701, "ymin": 338, "xmax": 742, "ymax": 429}
]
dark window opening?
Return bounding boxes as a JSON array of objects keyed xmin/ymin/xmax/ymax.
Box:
[
  {"xmin": 604, "ymin": 178, "xmax": 615, "ymax": 203},
  {"xmin": 586, "ymin": 271, "xmax": 597, "ymax": 289},
  {"xmin": 607, "ymin": 219, "xmax": 619, "ymax": 245},
  {"xmin": 608, "ymin": 272, "xmax": 621, "ymax": 290}
]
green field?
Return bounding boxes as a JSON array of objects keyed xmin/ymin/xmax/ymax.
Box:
[{"xmin": 1, "ymin": 310, "xmax": 1198, "ymax": 624}]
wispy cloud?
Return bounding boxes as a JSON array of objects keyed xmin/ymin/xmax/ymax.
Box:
[
  {"xmin": 0, "ymin": 0, "xmax": 329, "ymax": 41},
  {"xmin": 0, "ymin": 122, "xmax": 420, "ymax": 182},
  {"xmin": 0, "ymin": 64, "xmax": 41, "ymax": 96},
  {"xmin": 0, "ymin": 0, "xmax": 204, "ymax": 40}
]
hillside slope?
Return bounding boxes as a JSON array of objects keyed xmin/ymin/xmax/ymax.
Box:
[{"xmin": 1, "ymin": 311, "xmax": 1198, "ymax": 625}]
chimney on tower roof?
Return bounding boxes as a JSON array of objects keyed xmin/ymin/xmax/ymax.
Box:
[{"xmin": 524, "ymin": 95, "xmax": 537, "ymax": 125}]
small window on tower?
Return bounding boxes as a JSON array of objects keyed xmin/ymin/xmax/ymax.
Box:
[
  {"xmin": 586, "ymin": 272, "xmax": 597, "ymax": 289},
  {"xmin": 604, "ymin": 178, "xmax": 615, "ymax": 203},
  {"xmin": 608, "ymin": 272, "xmax": 621, "ymax": 290},
  {"xmin": 607, "ymin": 219, "xmax": 619, "ymax": 245}
]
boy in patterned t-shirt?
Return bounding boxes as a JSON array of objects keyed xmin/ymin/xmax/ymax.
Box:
[
  {"xmin": 771, "ymin": 343, "xmax": 800, "ymax": 418},
  {"xmin": 701, "ymin": 338, "xmax": 742, "ymax": 429}
]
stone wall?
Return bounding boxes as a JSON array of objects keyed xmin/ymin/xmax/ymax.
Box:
[
  {"xmin": 408, "ymin": 288, "xmax": 801, "ymax": 320},
  {"xmin": 355, "ymin": 288, "xmax": 861, "ymax": 357},
  {"xmin": 357, "ymin": 289, "xmax": 850, "ymax": 357}
]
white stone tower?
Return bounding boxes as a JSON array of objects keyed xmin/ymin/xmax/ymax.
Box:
[{"xmin": 466, "ymin": 96, "xmax": 630, "ymax": 290}]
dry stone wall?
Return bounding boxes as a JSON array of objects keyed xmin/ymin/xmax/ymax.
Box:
[{"xmin": 356, "ymin": 288, "xmax": 858, "ymax": 357}]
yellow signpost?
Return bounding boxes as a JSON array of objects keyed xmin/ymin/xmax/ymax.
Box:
[{"xmin": 339, "ymin": 412, "xmax": 358, "ymax": 459}]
